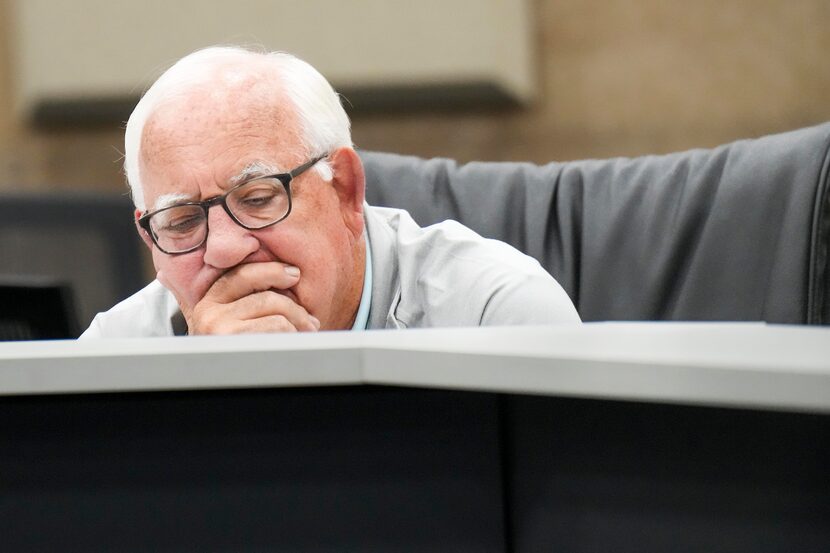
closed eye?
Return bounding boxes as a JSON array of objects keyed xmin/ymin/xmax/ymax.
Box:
[
  {"xmin": 161, "ymin": 214, "xmax": 203, "ymax": 233},
  {"xmin": 241, "ymin": 191, "xmax": 278, "ymax": 207}
]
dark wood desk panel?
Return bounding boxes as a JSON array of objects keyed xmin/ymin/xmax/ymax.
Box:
[
  {"xmin": 2, "ymin": 325, "xmax": 829, "ymax": 552},
  {"xmin": 0, "ymin": 387, "xmax": 505, "ymax": 553},
  {"xmin": 506, "ymin": 396, "xmax": 830, "ymax": 553}
]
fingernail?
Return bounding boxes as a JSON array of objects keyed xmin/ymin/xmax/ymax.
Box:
[
  {"xmin": 285, "ymin": 265, "xmax": 300, "ymax": 277},
  {"xmin": 310, "ymin": 316, "xmax": 321, "ymax": 330}
]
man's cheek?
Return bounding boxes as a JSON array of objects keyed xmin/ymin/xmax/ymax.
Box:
[{"xmin": 157, "ymin": 261, "xmax": 214, "ymax": 308}]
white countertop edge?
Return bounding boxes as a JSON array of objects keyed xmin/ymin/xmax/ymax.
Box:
[
  {"xmin": 362, "ymin": 349, "xmax": 830, "ymax": 414},
  {"xmin": 0, "ymin": 323, "xmax": 828, "ymax": 413}
]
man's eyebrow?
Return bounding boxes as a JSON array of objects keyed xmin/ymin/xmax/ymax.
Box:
[
  {"xmin": 153, "ymin": 192, "xmax": 194, "ymax": 211},
  {"xmin": 149, "ymin": 162, "xmax": 281, "ymax": 212},
  {"xmin": 230, "ymin": 161, "xmax": 280, "ymax": 185}
]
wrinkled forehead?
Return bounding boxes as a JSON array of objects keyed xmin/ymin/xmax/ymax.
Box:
[
  {"xmin": 141, "ymin": 79, "xmax": 301, "ymax": 157},
  {"xmin": 137, "ymin": 78, "xmax": 304, "ymax": 204}
]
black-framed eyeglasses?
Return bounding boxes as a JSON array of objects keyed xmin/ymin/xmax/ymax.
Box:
[{"xmin": 138, "ymin": 155, "xmax": 326, "ymax": 255}]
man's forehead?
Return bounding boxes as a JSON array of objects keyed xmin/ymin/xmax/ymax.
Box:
[
  {"xmin": 138, "ymin": 79, "xmax": 302, "ymax": 211},
  {"xmin": 143, "ymin": 107, "xmax": 301, "ymax": 159},
  {"xmin": 140, "ymin": 85, "xmax": 297, "ymax": 156},
  {"xmin": 145, "ymin": 76, "xmax": 294, "ymax": 131},
  {"xmin": 145, "ymin": 159, "xmax": 283, "ymax": 211}
]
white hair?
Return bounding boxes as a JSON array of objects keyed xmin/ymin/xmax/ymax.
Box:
[{"xmin": 124, "ymin": 46, "xmax": 352, "ymax": 211}]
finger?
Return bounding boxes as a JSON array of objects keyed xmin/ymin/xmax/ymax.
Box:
[
  {"xmin": 233, "ymin": 291, "xmax": 320, "ymax": 331},
  {"xmin": 239, "ymin": 315, "xmax": 302, "ymax": 334},
  {"xmin": 207, "ymin": 262, "xmax": 301, "ymax": 303},
  {"xmin": 198, "ymin": 314, "xmax": 301, "ymax": 335},
  {"xmin": 188, "ymin": 293, "xmax": 319, "ymax": 334}
]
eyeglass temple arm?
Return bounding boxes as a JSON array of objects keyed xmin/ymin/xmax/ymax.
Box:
[{"xmin": 289, "ymin": 154, "xmax": 327, "ymax": 179}]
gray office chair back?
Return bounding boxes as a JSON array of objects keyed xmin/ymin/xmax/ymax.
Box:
[
  {"xmin": 362, "ymin": 123, "xmax": 830, "ymax": 324},
  {"xmin": 0, "ymin": 193, "xmax": 146, "ymax": 334}
]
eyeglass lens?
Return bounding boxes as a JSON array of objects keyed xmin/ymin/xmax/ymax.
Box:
[{"xmin": 148, "ymin": 177, "xmax": 289, "ymax": 253}]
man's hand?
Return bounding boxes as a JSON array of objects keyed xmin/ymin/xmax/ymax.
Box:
[{"xmin": 159, "ymin": 262, "xmax": 321, "ymax": 335}]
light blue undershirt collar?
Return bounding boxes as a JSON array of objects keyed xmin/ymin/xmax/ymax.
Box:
[{"xmin": 350, "ymin": 232, "xmax": 372, "ymax": 330}]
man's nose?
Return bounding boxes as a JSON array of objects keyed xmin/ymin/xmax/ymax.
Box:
[{"xmin": 201, "ymin": 207, "xmax": 259, "ymax": 269}]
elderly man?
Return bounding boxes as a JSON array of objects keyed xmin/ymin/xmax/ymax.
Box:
[{"xmin": 82, "ymin": 46, "xmax": 579, "ymax": 337}]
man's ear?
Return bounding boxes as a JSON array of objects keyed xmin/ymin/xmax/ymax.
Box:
[
  {"xmin": 329, "ymin": 147, "xmax": 366, "ymax": 237},
  {"xmin": 134, "ymin": 209, "xmax": 154, "ymax": 251}
]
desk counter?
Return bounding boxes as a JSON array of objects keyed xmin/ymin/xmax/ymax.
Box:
[{"xmin": 1, "ymin": 322, "xmax": 828, "ymax": 413}]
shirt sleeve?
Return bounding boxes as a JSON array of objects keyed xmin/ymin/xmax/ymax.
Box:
[
  {"xmin": 479, "ymin": 272, "xmax": 581, "ymax": 326},
  {"xmin": 78, "ymin": 316, "xmax": 104, "ymax": 339}
]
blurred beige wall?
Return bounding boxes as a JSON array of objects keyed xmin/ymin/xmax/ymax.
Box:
[{"xmin": 1, "ymin": 0, "xmax": 829, "ymax": 196}]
